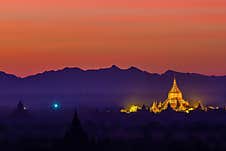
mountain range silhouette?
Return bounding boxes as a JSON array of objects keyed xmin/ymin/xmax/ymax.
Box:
[{"xmin": 0, "ymin": 65, "xmax": 225, "ymax": 107}]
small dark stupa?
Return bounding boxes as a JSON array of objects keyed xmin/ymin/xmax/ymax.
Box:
[
  {"xmin": 191, "ymin": 102, "xmax": 206, "ymax": 114},
  {"xmin": 141, "ymin": 104, "xmax": 148, "ymax": 112},
  {"xmin": 196, "ymin": 102, "xmax": 204, "ymax": 111},
  {"xmin": 64, "ymin": 109, "xmax": 89, "ymax": 150},
  {"xmin": 11, "ymin": 101, "xmax": 30, "ymax": 118},
  {"xmin": 162, "ymin": 103, "xmax": 176, "ymax": 114},
  {"xmin": 17, "ymin": 101, "xmax": 25, "ymax": 111}
]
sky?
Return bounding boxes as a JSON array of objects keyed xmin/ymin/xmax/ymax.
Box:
[{"xmin": 0, "ymin": 0, "xmax": 226, "ymax": 77}]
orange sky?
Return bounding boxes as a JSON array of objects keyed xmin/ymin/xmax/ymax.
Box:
[{"xmin": 0, "ymin": 0, "xmax": 226, "ymax": 77}]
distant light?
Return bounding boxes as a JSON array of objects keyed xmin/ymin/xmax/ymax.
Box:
[
  {"xmin": 54, "ymin": 104, "xmax": 58, "ymax": 108},
  {"xmin": 120, "ymin": 105, "xmax": 141, "ymax": 113},
  {"xmin": 23, "ymin": 107, "xmax": 27, "ymax": 110},
  {"xmin": 51, "ymin": 102, "xmax": 61, "ymax": 110}
]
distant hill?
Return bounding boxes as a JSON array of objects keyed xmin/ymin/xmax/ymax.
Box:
[{"xmin": 0, "ymin": 65, "xmax": 226, "ymax": 107}]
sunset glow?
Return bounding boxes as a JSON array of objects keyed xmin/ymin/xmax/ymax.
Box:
[{"xmin": 1, "ymin": 0, "xmax": 226, "ymax": 77}]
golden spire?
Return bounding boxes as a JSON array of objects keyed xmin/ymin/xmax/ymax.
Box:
[
  {"xmin": 169, "ymin": 77, "xmax": 181, "ymax": 94},
  {"xmin": 173, "ymin": 76, "xmax": 177, "ymax": 88},
  {"xmin": 166, "ymin": 77, "xmax": 184, "ymax": 110}
]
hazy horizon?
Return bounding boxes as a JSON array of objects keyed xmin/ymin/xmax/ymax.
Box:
[{"xmin": 1, "ymin": 65, "xmax": 226, "ymax": 78}]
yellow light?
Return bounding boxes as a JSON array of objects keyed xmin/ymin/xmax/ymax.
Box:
[
  {"xmin": 129, "ymin": 105, "xmax": 141, "ymax": 113},
  {"xmin": 120, "ymin": 105, "xmax": 141, "ymax": 113},
  {"xmin": 208, "ymin": 106, "xmax": 215, "ymax": 110},
  {"xmin": 120, "ymin": 109, "xmax": 127, "ymax": 113},
  {"xmin": 188, "ymin": 108, "xmax": 194, "ymax": 111}
]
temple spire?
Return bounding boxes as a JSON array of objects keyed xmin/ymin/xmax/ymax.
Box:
[
  {"xmin": 173, "ymin": 76, "xmax": 177, "ymax": 87},
  {"xmin": 169, "ymin": 76, "xmax": 181, "ymax": 94},
  {"xmin": 166, "ymin": 76, "xmax": 189, "ymax": 111}
]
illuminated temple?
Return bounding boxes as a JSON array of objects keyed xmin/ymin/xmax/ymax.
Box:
[
  {"xmin": 121, "ymin": 77, "xmax": 204, "ymax": 114},
  {"xmin": 151, "ymin": 77, "xmax": 192, "ymax": 113},
  {"xmin": 166, "ymin": 77, "xmax": 188, "ymax": 109}
]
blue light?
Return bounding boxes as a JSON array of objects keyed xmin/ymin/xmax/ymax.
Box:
[
  {"xmin": 54, "ymin": 104, "xmax": 58, "ymax": 108},
  {"xmin": 51, "ymin": 102, "xmax": 61, "ymax": 110}
]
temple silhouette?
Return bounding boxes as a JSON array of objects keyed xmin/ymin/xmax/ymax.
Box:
[{"xmin": 11, "ymin": 101, "xmax": 30, "ymax": 118}]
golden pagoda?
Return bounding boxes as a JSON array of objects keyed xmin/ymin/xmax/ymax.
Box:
[
  {"xmin": 163, "ymin": 77, "xmax": 190, "ymax": 111},
  {"xmin": 121, "ymin": 77, "xmax": 203, "ymax": 114}
]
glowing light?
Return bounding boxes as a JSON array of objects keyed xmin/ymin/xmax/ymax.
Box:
[
  {"xmin": 208, "ymin": 106, "xmax": 219, "ymax": 110},
  {"xmin": 120, "ymin": 105, "xmax": 141, "ymax": 113},
  {"xmin": 120, "ymin": 109, "xmax": 129, "ymax": 114},
  {"xmin": 51, "ymin": 102, "xmax": 61, "ymax": 110},
  {"xmin": 188, "ymin": 108, "xmax": 194, "ymax": 111},
  {"xmin": 129, "ymin": 105, "xmax": 141, "ymax": 112},
  {"xmin": 150, "ymin": 101, "xmax": 161, "ymax": 114}
]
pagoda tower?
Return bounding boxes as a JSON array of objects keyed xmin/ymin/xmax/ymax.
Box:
[{"xmin": 164, "ymin": 77, "xmax": 190, "ymax": 111}]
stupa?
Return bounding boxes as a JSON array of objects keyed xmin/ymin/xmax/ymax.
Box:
[
  {"xmin": 11, "ymin": 101, "xmax": 30, "ymax": 118},
  {"xmin": 163, "ymin": 77, "xmax": 190, "ymax": 111}
]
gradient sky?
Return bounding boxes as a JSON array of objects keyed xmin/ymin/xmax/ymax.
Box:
[{"xmin": 0, "ymin": 0, "xmax": 226, "ymax": 77}]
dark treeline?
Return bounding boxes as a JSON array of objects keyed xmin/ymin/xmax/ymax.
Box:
[{"xmin": 1, "ymin": 109, "xmax": 226, "ymax": 151}]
